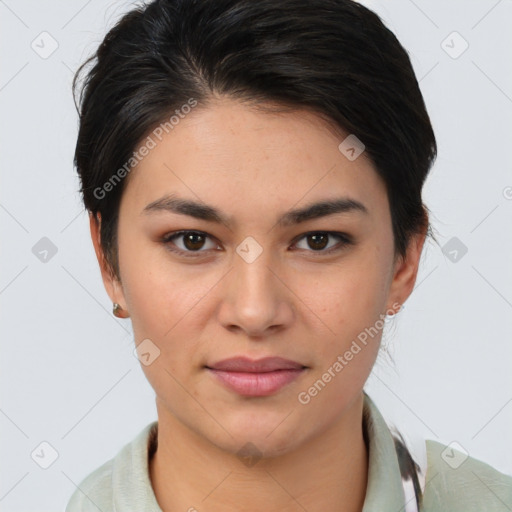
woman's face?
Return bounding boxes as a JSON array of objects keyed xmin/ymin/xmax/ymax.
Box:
[{"xmin": 92, "ymin": 97, "xmax": 423, "ymax": 457}]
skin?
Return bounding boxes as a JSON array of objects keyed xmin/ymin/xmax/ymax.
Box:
[{"xmin": 90, "ymin": 96, "xmax": 426, "ymax": 512}]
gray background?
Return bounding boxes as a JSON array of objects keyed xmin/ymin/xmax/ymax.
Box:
[{"xmin": 1, "ymin": 0, "xmax": 511, "ymax": 510}]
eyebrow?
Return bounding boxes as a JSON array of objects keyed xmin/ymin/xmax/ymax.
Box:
[{"xmin": 142, "ymin": 193, "xmax": 368, "ymax": 228}]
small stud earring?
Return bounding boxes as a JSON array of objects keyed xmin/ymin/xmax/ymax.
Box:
[{"xmin": 113, "ymin": 302, "xmax": 130, "ymax": 318}]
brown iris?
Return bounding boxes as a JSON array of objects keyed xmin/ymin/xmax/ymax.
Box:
[
  {"xmin": 306, "ymin": 233, "xmax": 329, "ymax": 250},
  {"xmin": 183, "ymin": 232, "xmax": 206, "ymax": 251}
]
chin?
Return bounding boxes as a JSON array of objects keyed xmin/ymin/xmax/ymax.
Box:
[
  {"xmin": 214, "ymin": 432, "xmax": 300, "ymax": 462},
  {"xmin": 209, "ymin": 411, "xmax": 306, "ymax": 458}
]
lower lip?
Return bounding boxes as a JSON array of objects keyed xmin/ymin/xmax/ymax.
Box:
[{"xmin": 207, "ymin": 368, "xmax": 305, "ymax": 396}]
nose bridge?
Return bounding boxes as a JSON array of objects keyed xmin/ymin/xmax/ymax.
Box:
[
  {"xmin": 234, "ymin": 241, "xmax": 279, "ymax": 309},
  {"xmin": 217, "ymin": 239, "xmax": 293, "ymax": 335}
]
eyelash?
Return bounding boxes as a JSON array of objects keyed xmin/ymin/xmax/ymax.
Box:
[{"xmin": 161, "ymin": 230, "xmax": 353, "ymax": 258}]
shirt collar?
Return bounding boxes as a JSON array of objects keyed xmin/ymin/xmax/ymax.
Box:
[
  {"xmin": 111, "ymin": 420, "xmax": 161, "ymax": 511},
  {"xmin": 110, "ymin": 392, "xmax": 406, "ymax": 511},
  {"xmin": 362, "ymin": 391, "xmax": 407, "ymax": 511}
]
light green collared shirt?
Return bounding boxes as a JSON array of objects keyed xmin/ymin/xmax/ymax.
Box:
[{"xmin": 66, "ymin": 392, "xmax": 512, "ymax": 511}]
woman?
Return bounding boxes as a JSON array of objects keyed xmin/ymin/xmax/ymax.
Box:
[{"xmin": 66, "ymin": 0, "xmax": 512, "ymax": 510}]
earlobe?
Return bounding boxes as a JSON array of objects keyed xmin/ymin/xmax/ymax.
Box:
[{"xmin": 113, "ymin": 302, "xmax": 130, "ymax": 318}]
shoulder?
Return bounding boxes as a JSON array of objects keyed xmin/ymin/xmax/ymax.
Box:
[
  {"xmin": 421, "ymin": 439, "xmax": 512, "ymax": 511},
  {"xmin": 65, "ymin": 458, "xmax": 114, "ymax": 512},
  {"xmin": 65, "ymin": 421, "xmax": 158, "ymax": 512}
]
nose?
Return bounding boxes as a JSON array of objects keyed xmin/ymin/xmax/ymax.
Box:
[{"xmin": 216, "ymin": 249, "xmax": 295, "ymax": 339}]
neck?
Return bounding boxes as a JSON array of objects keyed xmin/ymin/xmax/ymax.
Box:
[{"xmin": 149, "ymin": 393, "xmax": 368, "ymax": 512}]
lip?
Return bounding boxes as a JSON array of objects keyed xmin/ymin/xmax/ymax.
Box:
[
  {"xmin": 207, "ymin": 356, "xmax": 305, "ymax": 372},
  {"xmin": 206, "ymin": 357, "xmax": 307, "ymax": 397}
]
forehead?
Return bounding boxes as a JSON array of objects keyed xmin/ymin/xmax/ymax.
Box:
[{"xmin": 120, "ymin": 98, "xmax": 389, "ymax": 223}]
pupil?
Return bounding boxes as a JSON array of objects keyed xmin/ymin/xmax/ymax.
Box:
[
  {"xmin": 184, "ymin": 233, "xmax": 204, "ymax": 251},
  {"xmin": 309, "ymin": 233, "xmax": 328, "ymax": 250}
]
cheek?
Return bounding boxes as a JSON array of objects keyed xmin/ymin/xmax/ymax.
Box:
[
  {"xmin": 299, "ymin": 271, "xmax": 385, "ymax": 414},
  {"xmin": 124, "ymin": 262, "xmax": 209, "ymax": 407},
  {"xmin": 120, "ymin": 245, "xmax": 220, "ymax": 374},
  {"xmin": 313, "ymin": 257, "xmax": 390, "ymax": 335},
  {"xmin": 119, "ymin": 237, "xmax": 202, "ymax": 333}
]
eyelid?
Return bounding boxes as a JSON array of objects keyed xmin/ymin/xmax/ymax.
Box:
[
  {"xmin": 161, "ymin": 229, "xmax": 353, "ymax": 257},
  {"xmin": 291, "ymin": 231, "xmax": 353, "ymax": 254},
  {"xmin": 162, "ymin": 230, "xmax": 221, "ymax": 256}
]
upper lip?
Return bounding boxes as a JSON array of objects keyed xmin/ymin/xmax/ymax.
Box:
[{"xmin": 206, "ymin": 356, "xmax": 306, "ymax": 373}]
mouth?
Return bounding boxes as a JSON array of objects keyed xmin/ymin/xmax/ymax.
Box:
[{"xmin": 205, "ymin": 356, "xmax": 308, "ymax": 397}]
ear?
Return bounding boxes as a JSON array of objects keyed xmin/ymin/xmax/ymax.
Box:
[
  {"xmin": 89, "ymin": 212, "xmax": 127, "ymax": 308},
  {"xmin": 385, "ymin": 229, "xmax": 427, "ymax": 315}
]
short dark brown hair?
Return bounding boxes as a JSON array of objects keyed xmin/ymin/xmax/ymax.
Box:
[{"xmin": 73, "ymin": 0, "xmax": 437, "ymax": 279}]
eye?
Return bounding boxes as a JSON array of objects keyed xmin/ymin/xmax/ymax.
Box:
[
  {"xmin": 162, "ymin": 230, "xmax": 220, "ymax": 256},
  {"xmin": 292, "ymin": 231, "xmax": 352, "ymax": 254},
  {"xmin": 161, "ymin": 230, "xmax": 352, "ymax": 258}
]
